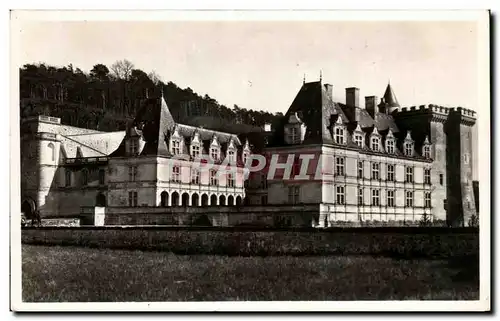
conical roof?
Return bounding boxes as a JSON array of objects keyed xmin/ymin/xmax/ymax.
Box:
[
  {"xmin": 382, "ymin": 83, "xmax": 400, "ymax": 108},
  {"xmin": 109, "ymin": 93, "xmax": 176, "ymax": 157},
  {"xmin": 136, "ymin": 94, "xmax": 176, "ymax": 156}
]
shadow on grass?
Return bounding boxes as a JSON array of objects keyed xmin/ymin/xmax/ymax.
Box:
[{"xmin": 25, "ymin": 240, "xmax": 479, "ymax": 261}]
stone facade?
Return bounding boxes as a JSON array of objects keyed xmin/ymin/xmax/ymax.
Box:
[
  {"xmin": 20, "ymin": 79, "xmax": 477, "ymax": 228},
  {"xmin": 245, "ymin": 80, "xmax": 477, "ymax": 227},
  {"xmin": 20, "ymin": 96, "xmax": 247, "ymax": 220}
]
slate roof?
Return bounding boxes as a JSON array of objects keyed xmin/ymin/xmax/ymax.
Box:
[
  {"xmin": 270, "ymin": 81, "xmax": 350, "ymax": 146},
  {"xmin": 110, "ymin": 94, "xmax": 242, "ymax": 158},
  {"xmin": 269, "ymin": 81, "xmax": 400, "ymax": 147},
  {"xmin": 382, "ymin": 83, "xmax": 400, "ymax": 108}
]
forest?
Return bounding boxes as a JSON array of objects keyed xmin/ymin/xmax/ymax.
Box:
[{"xmin": 19, "ymin": 59, "xmax": 283, "ymax": 133}]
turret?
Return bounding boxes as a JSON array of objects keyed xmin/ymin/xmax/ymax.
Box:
[{"xmin": 380, "ymin": 82, "xmax": 401, "ymax": 114}]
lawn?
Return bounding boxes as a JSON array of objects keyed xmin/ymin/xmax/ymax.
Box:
[{"xmin": 22, "ymin": 245, "xmax": 479, "ymax": 302}]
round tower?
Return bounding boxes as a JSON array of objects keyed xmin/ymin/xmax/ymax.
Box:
[{"xmin": 36, "ymin": 132, "xmax": 62, "ymax": 216}]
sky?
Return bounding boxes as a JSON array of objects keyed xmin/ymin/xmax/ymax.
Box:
[
  {"xmin": 15, "ymin": 20, "xmax": 479, "ymax": 112},
  {"xmin": 13, "ymin": 18, "xmax": 482, "ymax": 179}
]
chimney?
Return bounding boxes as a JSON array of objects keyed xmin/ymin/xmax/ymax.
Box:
[
  {"xmin": 346, "ymin": 87, "xmax": 360, "ymax": 107},
  {"xmin": 324, "ymin": 84, "xmax": 333, "ymax": 98},
  {"xmin": 365, "ymin": 96, "xmax": 378, "ymax": 118}
]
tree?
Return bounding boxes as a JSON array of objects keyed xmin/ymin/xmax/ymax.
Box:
[
  {"xmin": 110, "ymin": 59, "xmax": 134, "ymax": 80},
  {"xmin": 148, "ymin": 70, "xmax": 162, "ymax": 85},
  {"xmin": 90, "ymin": 64, "xmax": 110, "ymax": 81},
  {"xmin": 419, "ymin": 212, "xmax": 432, "ymax": 227}
]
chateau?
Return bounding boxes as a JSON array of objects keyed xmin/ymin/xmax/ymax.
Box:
[{"xmin": 20, "ymin": 78, "xmax": 477, "ymax": 227}]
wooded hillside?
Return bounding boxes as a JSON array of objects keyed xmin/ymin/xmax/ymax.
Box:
[{"xmin": 20, "ymin": 60, "xmax": 283, "ymax": 133}]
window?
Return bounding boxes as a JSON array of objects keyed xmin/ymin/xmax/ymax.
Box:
[
  {"xmin": 128, "ymin": 166, "xmax": 138, "ymax": 182},
  {"xmin": 354, "ymin": 134, "xmax": 363, "ymax": 148},
  {"xmin": 424, "ymin": 168, "xmax": 431, "ymax": 184},
  {"xmin": 371, "ymin": 189, "xmax": 380, "ymax": 206},
  {"xmin": 65, "ymin": 170, "xmax": 71, "ymax": 187},
  {"xmin": 227, "ymin": 172, "xmax": 235, "ymax": 187},
  {"xmin": 440, "ymin": 174, "xmax": 444, "ymax": 185},
  {"xmin": 405, "ymin": 191, "xmax": 414, "ymax": 207},
  {"xmin": 387, "ymin": 190, "xmax": 395, "ymax": 207},
  {"xmin": 129, "ymin": 140, "xmax": 138, "ymax": 155},
  {"xmin": 98, "ymin": 169, "xmax": 105, "ymax": 185},
  {"xmin": 261, "ymin": 195, "xmax": 268, "ymax": 205},
  {"xmin": 292, "ymin": 158, "xmax": 300, "ymax": 177},
  {"xmin": 128, "ymin": 191, "xmax": 138, "ymax": 207},
  {"xmin": 423, "ymin": 145, "xmax": 431, "ymax": 158},
  {"xmin": 335, "ymin": 127, "xmax": 345, "ymax": 144},
  {"xmin": 81, "ymin": 169, "xmax": 88, "ymax": 186},
  {"xmin": 404, "ymin": 142, "xmax": 413, "ymax": 156},
  {"xmin": 228, "ymin": 150, "xmax": 236, "ymax": 163},
  {"xmin": 386, "ymin": 140, "xmax": 395, "ymax": 154},
  {"xmin": 288, "ymin": 186, "xmax": 300, "ymax": 204},
  {"xmin": 336, "ymin": 157, "xmax": 345, "ymax": 176},
  {"xmin": 358, "ymin": 188, "xmax": 364, "ymax": 205},
  {"xmin": 372, "ymin": 163, "xmax": 380, "ymax": 180},
  {"xmin": 387, "ymin": 164, "xmax": 395, "ymax": 181},
  {"xmin": 210, "ymin": 147, "xmax": 219, "ymax": 161},
  {"xmin": 405, "ymin": 166, "xmax": 414, "ymax": 183},
  {"xmin": 464, "ymin": 154, "xmax": 469, "ymax": 164},
  {"xmin": 371, "ymin": 137, "xmax": 380, "ymax": 151},
  {"xmin": 425, "ymin": 192, "xmax": 432, "ymax": 208},
  {"xmin": 242, "ymin": 152, "xmax": 249, "ymax": 165},
  {"xmin": 289, "ymin": 127, "xmax": 299, "ymax": 144},
  {"xmin": 260, "ymin": 173, "xmax": 268, "ymax": 189},
  {"xmin": 336, "ymin": 186, "xmax": 345, "ymax": 204},
  {"xmin": 191, "ymin": 168, "xmax": 200, "ymax": 184},
  {"xmin": 172, "ymin": 140, "xmax": 181, "ymax": 155},
  {"xmin": 358, "ymin": 161, "xmax": 364, "ymax": 178},
  {"xmin": 48, "ymin": 142, "xmax": 55, "ymax": 161},
  {"xmin": 191, "ymin": 144, "xmax": 200, "ymax": 158},
  {"xmin": 172, "ymin": 166, "xmax": 181, "ymax": 183},
  {"xmin": 210, "ymin": 169, "xmax": 218, "ymax": 186}
]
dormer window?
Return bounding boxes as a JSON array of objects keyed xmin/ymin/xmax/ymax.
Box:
[
  {"xmin": 172, "ymin": 140, "xmax": 181, "ymax": 155},
  {"xmin": 289, "ymin": 127, "xmax": 299, "ymax": 144},
  {"xmin": 352, "ymin": 124, "xmax": 364, "ymax": 148},
  {"xmin": 404, "ymin": 142, "xmax": 413, "ymax": 157},
  {"xmin": 191, "ymin": 144, "xmax": 200, "ymax": 158},
  {"xmin": 403, "ymin": 131, "xmax": 414, "ymax": 157},
  {"xmin": 386, "ymin": 140, "xmax": 395, "ymax": 154},
  {"xmin": 334, "ymin": 127, "xmax": 345, "ymax": 145},
  {"xmin": 354, "ymin": 134, "xmax": 363, "ymax": 148},
  {"xmin": 423, "ymin": 145, "xmax": 431, "ymax": 158},
  {"xmin": 210, "ymin": 147, "xmax": 219, "ymax": 161},
  {"xmin": 371, "ymin": 137, "xmax": 380, "ymax": 152},
  {"xmin": 242, "ymin": 151, "xmax": 249, "ymax": 165},
  {"xmin": 227, "ymin": 149, "xmax": 236, "ymax": 163},
  {"xmin": 285, "ymin": 112, "xmax": 305, "ymax": 145}
]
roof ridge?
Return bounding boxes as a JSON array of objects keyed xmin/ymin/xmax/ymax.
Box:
[{"xmin": 60, "ymin": 135, "xmax": 107, "ymax": 156}]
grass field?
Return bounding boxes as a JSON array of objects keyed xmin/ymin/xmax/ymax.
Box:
[{"xmin": 22, "ymin": 245, "xmax": 479, "ymax": 302}]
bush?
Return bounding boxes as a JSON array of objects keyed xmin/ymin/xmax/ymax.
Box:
[
  {"xmin": 419, "ymin": 213, "xmax": 433, "ymax": 227},
  {"xmin": 468, "ymin": 214, "xmax": 479, "ymax": 227}
]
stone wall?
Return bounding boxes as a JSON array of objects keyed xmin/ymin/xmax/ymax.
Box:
[
  {"xmin": 80, "ymin": 204, "xmax": 321, "ymax": 227},
  {"xmin": 21, "ymin": 226, "xmax": 479, "ymax": 258}
]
